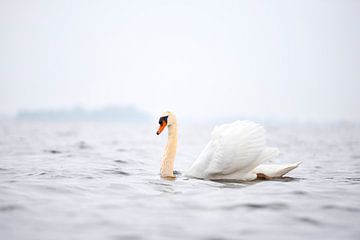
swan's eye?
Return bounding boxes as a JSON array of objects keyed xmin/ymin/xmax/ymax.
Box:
[{"xmin": 158, "ymin": 116, "xmax": 168, "ymax": 124}]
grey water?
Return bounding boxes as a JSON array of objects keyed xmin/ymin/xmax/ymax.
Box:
[{"xmin": 0, "ymin": 121, "xmax": 359, "ymax": 240}]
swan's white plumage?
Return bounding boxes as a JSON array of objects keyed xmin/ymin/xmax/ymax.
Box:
[{"xmin": 184, "ymin": 120, "xmax": 299, "ymax": 181}]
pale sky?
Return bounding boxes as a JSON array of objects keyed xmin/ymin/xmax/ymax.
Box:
[{"xmin": 0, "ymin": 0, "xmax": 359, "ymax": 122}]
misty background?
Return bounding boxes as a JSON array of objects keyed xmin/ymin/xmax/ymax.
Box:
[{"xmin": 0, "ymin": 0, "xmax": 359, "ymax": 122}]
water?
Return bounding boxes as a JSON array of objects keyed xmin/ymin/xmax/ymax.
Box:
[{"xmin": 0, "ymin": 121, "xmax": 359, "ymax": 240}]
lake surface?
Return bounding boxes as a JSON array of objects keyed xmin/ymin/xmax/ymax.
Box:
[{"xmin": 0, "ymin": 120, "xmax": 359, "ymax": 240}]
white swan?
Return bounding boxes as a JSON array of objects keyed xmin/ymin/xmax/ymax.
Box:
[{"xmin": 156, "ymin": 111, "xmax": 301, "ymax": 180}]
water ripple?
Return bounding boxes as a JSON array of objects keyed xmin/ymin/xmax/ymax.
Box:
[
  {"xmin": 322, "ymin": 204, "xmax": 360, "ymax": 212},
  {"xmin": 114, "ymin": 159, "xmax": 128, "ymax": 164},
  {"xmin": 238, "ymin": 202, "xmax": 289, "ymax": 211},
  {"xmin": 295, "ymin": 216, "xmax": 321, "ymax": 226},
  {"xmin": 44, "ymin": 149, "xmax": 62, "ymax": 154},
  {"xmin": 0, "ymin": 204, "xmax": 24, "ymax": 212},
  {"xmin": 103, "ymin": 168, "xmax": 130, "ymax": 176}
]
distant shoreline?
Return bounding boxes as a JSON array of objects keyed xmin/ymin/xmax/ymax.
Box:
[{"xmin": 15, "ymin": 106, "xmax": 151, "ymax": 122}]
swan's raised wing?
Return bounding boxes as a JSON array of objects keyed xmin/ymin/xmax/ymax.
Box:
[{"xmin": 185, "ymin": 121, "xmax": 279, "ymax": 180}]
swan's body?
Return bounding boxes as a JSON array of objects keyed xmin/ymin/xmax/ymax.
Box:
[{"xmin": 157, "ymin": 112, "xmax": 300, "ymax": 180}]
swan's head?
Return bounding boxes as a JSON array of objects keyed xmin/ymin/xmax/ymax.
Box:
[{"xmin": 156, "ymin": 111, "xmax": 176, "ymax": 135}]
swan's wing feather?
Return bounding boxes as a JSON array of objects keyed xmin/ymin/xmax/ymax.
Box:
[
  {"xmin": 207, "ymin": 121, "xmax": 266, "ymax": 175},
  {"xmin": 186, "ymin": 121, "xmax": 276, "ymax": 179}
]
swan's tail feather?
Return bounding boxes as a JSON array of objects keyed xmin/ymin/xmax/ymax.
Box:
[{"xmin": 253, "ymin": 161, "xmax": 301, "ymax": 179}]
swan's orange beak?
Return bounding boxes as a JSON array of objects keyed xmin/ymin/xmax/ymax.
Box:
[{"xmin": 156, "ymin": 121, "xmax": 167, "ymax": 135}]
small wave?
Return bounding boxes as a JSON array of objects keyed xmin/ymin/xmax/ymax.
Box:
[
  {"xmin": 76, "ymin": 141, "xmax": 92, "ymax": 149},
  {"xmin": 112, "ymin": 234, "xmax": 142, "ymax": 240},
  {"xmin": 295, "ymin": 216, "xmax": 321, "ymax": 226},
  {"xmin": 149, "ymin": 180, "xmax": 173, "ymax": 187},
  {"xmin": 112, "ymin": 170, "xmax": 130, "ymax": 175},
  {"xmin": 25, "ymin": 171, "xmax": 48, "ymax": 177},
  {"xmin": 243, "ymin": 202, "xmax": 288, "ymax": 210},
  {"xmin": 32, "ymin": 184, "xmax": 75, "ymax": 194},
  {"xmin": 345, "ymin": 177, "xmax": 360, "ymax": 182},
  {"xmin": 116, "ymin": 148, "xmax": 127, "ymax": 152},
  {"xmin": 114, "ymin": 159, "xmax": 128, "ymax": 164},
  {"xmin": 103, "ymin": 168, "xmax": 130, "ymax": 176},
  {"xmin": 0, "ymin": 204, "xmax": 24, "ymax": 212},
  {"xmin": 213, "ymin": 181, "xmax": 249, "ymax": 189},
  {"xmin": 224, "ymin": 202, "xmax": 288, "ymax": 211},
  {"xmin": 322, "ymin": 204, "xmax": 360, "ymax": 212},
  {"xmin": 204, "ymin": 237, "xmax": 228, "ymax": 240},
  {"xmin": 5, "ymin": 180, "xmax": 17, "ymax": 183},
  {"xmin": 44, "ymin": 149, "xmax": 62, "ymax": 154},
  {"xmin": 292, "ymin": 190, "xmax": 308, "ymax": 195},
  {"xmin": 82, "ymin": 176, "xmax": 94, "ymax": 179}
]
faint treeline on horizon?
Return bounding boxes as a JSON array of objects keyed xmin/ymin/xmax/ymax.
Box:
[{"xmin": 16, "ymin": 105, "xmax": 151, "ymax": 122}]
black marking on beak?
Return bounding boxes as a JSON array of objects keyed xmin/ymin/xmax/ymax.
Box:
[{"xmin": 158, "ymin": 116, "xmax": 168, "ymax": 125}]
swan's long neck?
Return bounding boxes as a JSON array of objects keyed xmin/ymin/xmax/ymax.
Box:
[{"xmin": 161, "ymin": 122, "xmax": 178, "ymax": 178}]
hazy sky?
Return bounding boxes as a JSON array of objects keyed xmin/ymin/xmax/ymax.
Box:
[{"xmin": 0, "ymin": 0, "xmax": 359, "ymax": 121}]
